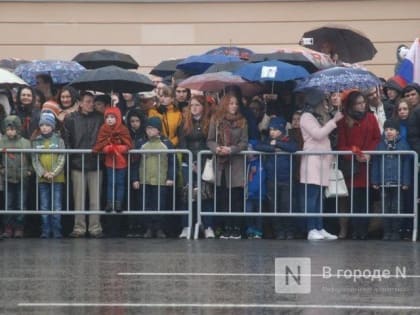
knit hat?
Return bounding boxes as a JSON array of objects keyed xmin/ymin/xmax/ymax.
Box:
[
  {"xmin": 383, "ymin": 119, "xmax": 400, "ymax": 132},
  {"xmin": 39, "ymin": 111, "xmax": 56, "ymax": 129},
  {"xmin": 268, "ymin": 116, "xmax": 286, "ymax": 133},
  {"xmin": 303, "ymin": 87, "xmax": 325, "ymax": 107},
  {"xmin": 41, "ymin": 100, "xmax": 61, "ymax": 118},
  {"xmin": 384, "ymin": 76, "xmax": 406, "ymax": 94},
  {"xmin": 146, "ymin": 116, "xmax": 162, "ymax": 131}
]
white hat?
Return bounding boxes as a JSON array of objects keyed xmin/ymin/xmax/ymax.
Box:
[{"xmin": 138, "ymin": 91, "xmax": 156, "ymax": 99}]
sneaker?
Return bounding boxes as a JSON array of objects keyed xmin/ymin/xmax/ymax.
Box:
[
  {"xmin": 90, "ymin": 231, "xmax": 104, "ymax": 238},
  {"xmin": 382, "ymin": 233, "xmax": 392, "ymax": 241},
  {"xmin": 179, "ymin": 227, "xmax": 190, "ymax": 239},
  {"xmin": 214, "ymin": 226, "xmax": 223, "ymax": 238},
  {"xmin": 142, "ymin": 228, "xmax": 153, "ymax": 239},
  {"xmin": 13, "ymin": 228, "xmax": 24, "ymax": 238},
  {"xmin": 69, "ymin": 231, "xmax": 85, "ymax": 238},
  {"xmin": 220, "ymin": 226, "xmax": 232, "ymax": 239},
  {"xmin": 318, "ymin": 229, "xmax": 337, "ymax": 240},
  {"xmin": 40, "ymin": 231, "xmax": 49, "ymax": 239},
  {"xmin": 307, "ymin": 229, "xmax": 324, "ymax": 240},
  {"xmin": 156, "ymin": 229, "xmax": 167, "ymax": 239},
  {"xmin": 230, "ymin": 226, "xmax": 242, "ymax": 240},
  {"xmin": 204, "ymin": 227, "xmax": 215, "ymax": 239}
]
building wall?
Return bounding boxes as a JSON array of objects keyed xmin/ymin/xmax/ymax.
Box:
[{"xmin": 0, "ymin": 0, "xmax": 419, "ymax": 78}]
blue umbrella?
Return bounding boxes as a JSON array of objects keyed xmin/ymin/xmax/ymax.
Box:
[
  {"xmin": 233, "ymin": 60, "xmax": 309, "ymax": 83},
  {"xmin": 176, "ymin": 54, "xmax": 241, "ymax": 75},
  {"xmin": 205, "ymin": 46, "xmax": 254, "ymax": 60},
  {"xmin": 295, "ymin": 66, "xmax": 381, "ymax": 92},
  {"xmin": 14, "ymin": 60, "xmax": 86, "ymax": 86}
]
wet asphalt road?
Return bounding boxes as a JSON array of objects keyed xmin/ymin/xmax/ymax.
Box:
[{"xmin": 1, "ymin": 239, "xmax": 419, "ymax": 315}]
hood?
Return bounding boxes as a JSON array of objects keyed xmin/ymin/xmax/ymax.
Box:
[
  {"xmin": 2, "ymin": 115, "xmax": 22, "ymax": 134},
  {"xmin": 104, "ymin": 106, "xmax": 122, "ymax": 129}
]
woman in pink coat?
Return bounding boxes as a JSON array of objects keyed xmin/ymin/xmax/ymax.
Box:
[{"xmin": 300, "ymin": 88, "xmax": 344, "ymax": 240}]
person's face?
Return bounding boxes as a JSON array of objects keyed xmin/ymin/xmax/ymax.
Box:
[
  {"xmin": 60, "ymin": 90, "xmax": 73, "ymax": 108},
  {"xmin": 40, "ymin": 124, "xmax": 53, "ymax": 135},
  {"xmin": 227, "ymin": 96, "xmax": 239, "ymax": 115},
  {"xmin": 269, "ymin": 128, "xmax": 282, "ymax": 139},
  {"xmin": 386, "ymin": 88, "xmax": 399, "ymax": 101},
  {"xmin": 291, "ymin": 113, "xmax": 301, "ymax": 129},
  {"xmin": 140, "ymin": 98, "xmax": 155, "ymax": 111},
  {"xmin": 105, "ymin": 114, "xmax": 117, "ymax": 126},
  {"xmin": 366, "ymin": 88, "xmax": 380, "ymax": 107},
  {"xmin": 5, "ymin": 127, "xmax": 17, "ymax": 138},
  {"xmin": 175, "ymin": 88, "xmax": 189, "ymax": 102},
  {"xmin": 384, "ymin": 127, "xmax": 398, "ymax": 141},
  {"xmin": 80, "ymin": 95, "xmax": 95, "ymax": 114},
  {"xmin": 94, "ymin": 101, "xmax": 106, "ymax": 113},
  {"xmin": 249, "ymin": 102, "xmax": 263, "ymax": 121},
  {"xmin": 122, "ymin": 93, "xmax": 133, "ymax": 101},
  {"xmin": 404, "ymin": 89, "xmax": 420, "ymax": 108},
  {"xmin": 329, "ymin": 92, "xmax": 342, "ymax": 108},
  {"xmin": 20, "ymin": 88, "xmax": 33, "ymax": 105},
  {"xmin": 146, "ymin": 126, "xmax": 159, "ymax": 138},
  {"xmin": 156, "ymin": 83, "xmax": 166, "ymax": 96},
  {"xmin": 129, "ymin": 116, "xmax": 141, "ymax": 131},
  {"xmin": 34, "ymin": 95, "xmax": 42, "ymax": 110},
  {"xmin": 161, "ymin": 94, "xmax": 173, "ymax": 106},
  {"xmin": 397, "ymin": 102, "xmax": 409, "ymax": 120},
  {"xmin": 190, "ymin": 99, "xmax": 203, "ymax": 117},
  {"xmin": 353, "ymin": 96, "xmax": 366, "ymax": 112}
]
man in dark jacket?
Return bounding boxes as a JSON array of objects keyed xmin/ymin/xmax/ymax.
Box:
[
  {"xmin": 406, "ymin": 84, "xmax": 420, "ymax": 154},
  {"xmin": 64, "ymin": 91, "xmax": 104, "ymax": 238}
]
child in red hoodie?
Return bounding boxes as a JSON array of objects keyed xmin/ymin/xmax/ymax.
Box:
[{"xmin": 93, "ymin": 107, "xmax": 133, "ymax": 212}]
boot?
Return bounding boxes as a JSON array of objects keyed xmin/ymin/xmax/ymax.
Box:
[
  {"xmin": 115, "ymin": 201, "xmax": 123, "ymax": 213},
  {"xmin": 338, "ymin": 217, "xmax": 348, "ymax": 239}
]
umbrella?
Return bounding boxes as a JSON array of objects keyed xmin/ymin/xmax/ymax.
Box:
[
  {"xmin": 299, "ymin": 25, "xmax": 377, "ymax": 63},
  {"xmin": 176, "ymin": 54, "xmax": 241, "ymax": 75},
  {"xmin": 203, "ymin": 61, "xmax": 247, "ymax": 74},
  {"xmin": 0, "ymin": 68, "xmax": 29, "ymax": 88},
  {"xmin": 72, "ymin": 49, "xmax": 139, "ymax": 69},
  {"xmin": 14, "ymin": 60, "xmax": 86, "ymax": 86},
  {"xmin": 149, "ymin": 58, "xmax": 184, "ymax": 77},
  {"xmin": 68, "ymin": 65, "xmax": 154, "ymax": 93},
  {"xmin": 0, "ymin": 58, "xmax": 31, "ymax": 71},
  {"xmin": 295, "ymin": 66, "xmax": 381, "ymax": 93},
  {"xmin": 178, "ymin": 71, "xmax": 263, "ymax": 96},
  {"xmin": 233, "ymin": 60, "xmax": 309, "ymax": 83},
  {"xmin": 249, "ymin": 48, "xmax": 334, "ymax": 73},
  {"xmin": 205, "ymin": 46, "xmax": 254, "ymax": 60}
]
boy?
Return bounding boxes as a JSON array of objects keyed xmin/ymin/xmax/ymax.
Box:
[
  {"xmin": 131, "ymin": 117, "xmax": 175, "ymax": 238},
  {"xmin": 371, "ymin": 119, "xmax": 411, "ymax": 241},
  {"xmin": 32, "ymin": 112, "xmax": 65, "ymax": 238},
  {"xmin": 0, "ymin": 116, "xmax": 32, "ymax": 238},
  {"xmin": 255, "ymin": 117, "xmax": 298, "ymax": 239},
  {"xmin": 93, "ymin": 107, "xmax": 133, "ymax": 213}
]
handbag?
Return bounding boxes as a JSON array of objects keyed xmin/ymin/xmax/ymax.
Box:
[
  {"xmin": 325, "ymin": 162, "xmax": 348, "ymax": 198},
  {"xmin": 202, "ymin": 157, "xmax": 215, "ymax": 183}
]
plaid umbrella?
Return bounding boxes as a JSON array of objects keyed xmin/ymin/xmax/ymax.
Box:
[{"xmin": 14, "ymin": 60, "xmax": 86, "ymax": 86}]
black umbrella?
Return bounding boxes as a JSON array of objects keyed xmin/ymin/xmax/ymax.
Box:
[
  {"xmin": 249, "ymin": 49, "xmax": 334, "ymax": 73},
  {"xmin": 72, "ymin": 49, "xmax": 139, "ymax": 69},
  {"xmin": 0, "ymin": 58, "xmax": 30, "ymax": 71},
  {"xmin": 203, "ymin": 61, "xmax": 247, "ymax": 74},
  {"xmin": 299, "ymin": 25, "xmax": 377, "ymax": 63},
  {"xmin": 149, "ymin": 58, "xmax": 184, "ymax": 77},
  {"xmin": 68, "ymin": 66, "xmax": 154, "ymax": 93}
]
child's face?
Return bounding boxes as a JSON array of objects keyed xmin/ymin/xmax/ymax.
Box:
[
  {"xmin": 105, "ymin": 114, "xmax": 117, "ymax": 126},
  {"xmin": 269, "ymin": 128, "xmax": 282, "ymax": 139},
  {"xmin": 384, "ymin": 127, "xmax": 398, "ymax": 141},
  {"xmin": 161, "ymin": 95, "xmax": 173, "ymax": 106},
  {"xmin": 5, "ymin": 127, "xmax": 17, "ymax": 138},
  {"xmin": 146, "ymin": 126, "xmax": 160, "ymax": 138},
  {"xmin": 40, "ymin": 124, "xmax": 53, "ymax": 135},
  {"xmin": 397, "ymin": 102, "xmax": 409, "ymax": 120},
  {"xmin": 129, "ymin": 116, "xmax": 141, "ymax": 131},
  {"xmin": 94, "ymin": 101, "xmax": 106, "ymax": 114}
]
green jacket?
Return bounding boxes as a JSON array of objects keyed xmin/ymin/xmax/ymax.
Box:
[{"xmin": 0, "ymin": 135, "xmax": 32, "ymax": 183}]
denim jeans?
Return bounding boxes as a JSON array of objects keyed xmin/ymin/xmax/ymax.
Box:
[
  {"xmin": 106, "ymin": 167, "xmax": 127, "ymax": 205},
  {"xmin": 301, "ymin": 183, "xmax": 324, "ymax": 231},
  {"xmin": 39, "ymin": 182, "xmax": 63, "ymax": 237},
  {"xmin": 4, "ymin": 181, "xmax": 27, "ymax": 227}
]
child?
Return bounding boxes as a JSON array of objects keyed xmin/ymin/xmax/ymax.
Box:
[
  {"xmin": 31, "ymin": 112, "xmax": 65, "ymax": 238},
  {"xmin": 371, "ymin": 119, "xmax": 411, "ymax": 241},
  {"xmin": 93, "ymin": 107, "xmax": 133, "ymax": 213},
  {"xmin": 255, "ymin": 117, "xmax": 298, "ymax": 239},
  {"xmin": 131, "ymin": 117, "xmax": 175, "ymax": 238},
  {"xmin": 0, "ymin": 115, "xmax": 32, "ymax": 238}
]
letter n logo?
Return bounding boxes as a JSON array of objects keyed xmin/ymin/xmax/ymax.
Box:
[{"xmin": 275, "ymin": 258, "xmax": 311, "ymax": 294}]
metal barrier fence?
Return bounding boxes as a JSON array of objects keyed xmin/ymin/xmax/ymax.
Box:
[
  {"xmin": 195, "ymin": 150, "xmax": 418, "ymax": 241},
  {"xmin": 0, "ymin": 148, "xmax": 193, "ymax": 239}
]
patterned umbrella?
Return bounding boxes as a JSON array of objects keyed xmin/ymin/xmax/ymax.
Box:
[
  {"xmin": 295, "ymin": 66, "xmax": 381, "ymax": 92},
  {"xmin": 205, "ymin": 46, "xmax": 254, "ymax": 60},
  {"xmin": 178, "ymin": 71, "xmax": 263, "ymax": 96},
  {"xmin": 0, "ymin": 58, "xmax": 30, "ymax": 71},
  {"xmin": 15, "ymin": 60, "xmax": 86, "ymax": 86}
]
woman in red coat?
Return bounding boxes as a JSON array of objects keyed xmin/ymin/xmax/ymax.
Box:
[{"xmin": 337, "ymin": 90, "xmax": 381, "ymax": 240}]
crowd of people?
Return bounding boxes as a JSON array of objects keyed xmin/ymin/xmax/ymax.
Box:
[{"xmin": 0, "ymin": 71, "xmax": 419, "ymax": 241}]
